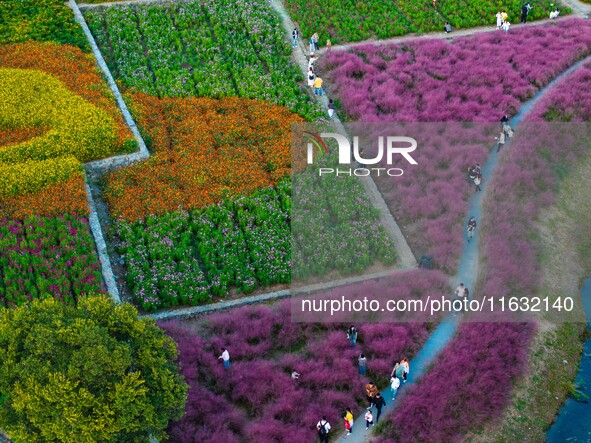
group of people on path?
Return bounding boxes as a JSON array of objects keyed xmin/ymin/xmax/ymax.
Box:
[
  {"xmin": 306, "ymin": 53, "xmax": 324, "ymax": 96},
  {"xmin": 496, "ymin": 10, "xmax": 511, "ymax": 32},
  {"xmin": 315, "ymin": 326, "xmax": 411, "ymax": 439}
]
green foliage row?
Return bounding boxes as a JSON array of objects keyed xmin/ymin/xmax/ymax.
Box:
[
  {"xmin": 285, "ymin": 0, "xmax": 562, "ymax": 44},
  {"xmin": 115, "ymin": 175, "xmax": 396, "ymax": 311},
  {"xmin": 83, "ymin": 0, "xmax": 322, "ymax": 119},
  {"xmin": 0, "ymin": 0, "xmax": 88, "ymax": 50}
]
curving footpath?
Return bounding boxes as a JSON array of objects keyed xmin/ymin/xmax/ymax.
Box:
[{"xmin": 335, "ymin": 53, "xmax": 591, "ymax": 443}]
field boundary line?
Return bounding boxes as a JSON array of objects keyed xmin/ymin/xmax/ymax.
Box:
[
  {"xmin": 269, "ymin": 0, "xmax": 418, "ymax": 269},
  {"xmin": 68, "ymin": 0, "xmax": 151, "ymax": 303}
]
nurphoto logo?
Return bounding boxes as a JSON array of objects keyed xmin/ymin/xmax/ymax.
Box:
[{"xmin": 304, "ymin": 131, "xmax": 418, "ymax": 177}]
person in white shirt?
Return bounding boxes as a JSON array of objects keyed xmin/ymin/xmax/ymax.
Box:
[
  {"xmin": 550, "ymin": 9, "xmax": 560, "ymax": 19},
  {"xmin": 390, "ymin": 374, "xmax": 401, "ymax": 399},
  {"xmin": 308, "ymin": 54, "xmax": 317, "ymax": 71},
  {"xmin": 316, "ymin": 416, "xmax": 331, "ymax": 442},
  {"xmin": 455, "ymin": 283, "xmax": 466, "ymax": 299},
  {"xmin": 364, "ymin": 409, "xmax": 374, "ymax": 430},
  {"xmin": 496, "ymin": 11, "xmax": 503, "ymax": 28},
  {"xmin": 291, "ymin": 370, "xmax": 300, "ymax": 379},
  {"xmin": 218, "ymin": 348, "xmax": 230, "ymax": 369},
  {"xmin": 502, "ymin": 21, "xmax": 511, "ymax": 33}
]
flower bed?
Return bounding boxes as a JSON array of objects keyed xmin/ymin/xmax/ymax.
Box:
[
  {"xmin": 528, "ymin": 59, "xmax": 591, "ymax": 122},
  {"xmin": 0, "ymin": 215, "xmax": 103, "ymax": 308},
  {"xmin": 115, "ymin": 179, "xmax": 396, "ymax": 311},
  {"xmin": 285, "ymin": 0, "xmax": 561, "ymax": 44},
  {"xmin": 0, "ymin": 42, "xmax": 135, "ymax": 152},
  {"xmin": 0, "ymin": 68, "xmax": 125, "ymax": 198},
  {"xmin": 103, "ymin": 94, "xmax": 302, "ymax": 221},
  {"xmin": 159, "ymin": 271, "xmax": 448, "ymax": 442},
  {"xmin": 376, "ymin": 63, "xmax": 591, "ymax": 442},
  {"xmin": 83, "ymin": 0, "xmax": 319, "ymax": 118},
  {"xmin": 0, "ymin": 173, "xmax": 89, "ymax": 220},
  {"xmin": 320, "ymin": 20, "xmax": 591, "ymax": 271},
  {"xmin": 0, "ymin": 0, "xmax": 88, "ymax": 50}
]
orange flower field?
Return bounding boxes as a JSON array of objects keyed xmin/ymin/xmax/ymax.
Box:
[
  {"xmin": 0, "ymin": 173, "xmax": 89, "ymax": 220},
  {"xmin": 104, "ymin": 94, "xmax": 303, "ymax": 221},
  {"xmin": 0, "ymin": 41, "xmax": 133, "ymax": 151}
]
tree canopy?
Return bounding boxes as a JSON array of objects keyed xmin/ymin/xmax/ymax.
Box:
[{"xmin": 0, "ymin": 296, "xmax": 187, "ymax": 443}]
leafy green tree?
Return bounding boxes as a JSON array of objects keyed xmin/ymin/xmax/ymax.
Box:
[{"xmin": 0, "ymin": 296, "xmax": 187, "ymax": 442}]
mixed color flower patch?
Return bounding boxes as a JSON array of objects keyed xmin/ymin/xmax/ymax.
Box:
[
  {"xmin": 115, "ymin": 178, "xmax": 396, "ymax": 311},
  {"xmin": 0, "ymin": 215, "xmax": 103, "ymax": 308},
  {"xmin": 84, "ymin": 0, "xmax": 320, "ymax": 118},
  {"xmin": 104, "ymin": 94, "xmax": 303, "ymax": 221}
]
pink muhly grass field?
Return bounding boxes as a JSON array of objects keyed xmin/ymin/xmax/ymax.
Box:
[
  {"xmin": 374, "ymin": 63, "xmax": 591, "ymax": 441},
  {"xmin": 320, "ymin": 19, "xmax": 591, "ymax": 273},
  {"xmin": 159, "ymin": 270, "xmax": 449, "ymax": 442}
]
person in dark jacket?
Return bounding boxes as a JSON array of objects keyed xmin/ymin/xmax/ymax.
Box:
[{"xmin": 373, "ymin": 393, "xmax": 386, "ymax": 422}]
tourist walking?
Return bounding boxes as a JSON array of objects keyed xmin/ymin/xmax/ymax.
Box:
[
  {"xmin": 520, "ymin": 4, "xmax": 528, "ymax": 23},
  {"xmin": 550, "ymin": 8, "xmax": 560, "ymax": 19},
  {"xmin": 347, "ymin": 325, "xmax": 358, "ymax": 346},
  {"xmin": 496, "ymin": 11, "xmax": 503, "ymax": 28},
  {"xmin": 326, "ymin": 39, "xmax": 332, "ymax": 51},
  {"xmin": 314, "ymin": 76, "xmax": 323, "ymax": 96},
  {"xmin": 496, "ymin": 131, "xmax": 506, "ymax": 152},
  {"xmin": 365, "ymin": 409, "xmax": 374, "ymax": 430},
  {"xmin": 520, "ymin": 2, "xmax": 532, "ymax": 23},
  {"xmin": 502, "ymin": 20, "xmax": 511, "ymax": 32},
  {"xmin": 401, "ymin": 358, "xmax": 410, "ymax": 382},
  {"xmin": 390, "ymin": 374, "xmax": 401, "ymax": 399},
  {"xmin": 474, "ymin": 173, "xmax": 482, "ymax": 192},
  {"xmin": 308, "ymin": 68, "xmax": 315, "ymax": 88},
  {"xmin": 454, "ymin": 283, "xmax": 468, "ymax": 312},
  {"xmin": 345, "ymin": 407, "xmax": 354, "ymax": 435},
  {"xmin": 218, "ymin": 347, "xmax": 230, "ymax": 369},
  {"xmin": 292, "ymin": 28, "xmax": 299, "ymax": 47},
  {"xmin": 309, "ymin": 36, "xmax": 315, "ymax": 54},
  {"xmin": 328, "ymin": 99, "xmax": 335, "ymax": 119},
  {"xmin": 312, "ymin": 32, "xmax": 320, "ymax": 51},
  {"xmin": 365, "ymin": 381, "xmax": 378, "ymax": 408},
  {"xmin": 373, "ymin": 393, "xmax": 386, "ymax": 422},
  {"xmin": 308, "ymin": 54, "xmax": 317, "ymax": 71},
  {"xmin": 358, "ymin": 353, "xmax": 367, "ymax": 375},
  {"xmin": 317, "ymin": 416, "xmax": 331, "ymax": 443},
  {"xmin": 501, "ymin": 11, "xmax": 508, "ymax": 23},
  {"xmin": 391, "ymin": 361, "xmax": 404, "ymax": 380},
  {"xmin": 444, "ymin": 22, "xmax": 452, "ymax": 33},
  {"xmin": 344, "ymin": 414, "xmax": 352, "ymax": 436},
  {"xmin": 467, "ymin": 216, "xmax": 477, "ymax": 242}
]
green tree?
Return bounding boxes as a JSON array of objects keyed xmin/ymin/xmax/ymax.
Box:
[{"xmin": 0, "ymin": 296, "xmax": 187, "ymax": 442}]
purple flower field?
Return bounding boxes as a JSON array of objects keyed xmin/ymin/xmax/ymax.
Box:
[
  {"xmin": 375, "ymin": 58, "xmax": 591, "ymax": 441},
  {"xmin": 320, "ymin": 19, "xmax": 591, "ymax": 271},
  {"xmin": 160, "ymin": 270, "xmax": 449, "ymax": 442}
]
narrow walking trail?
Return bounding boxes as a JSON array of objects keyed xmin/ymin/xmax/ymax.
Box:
[
  {"xmin": 335, "ymin": 53, "xmax": 591, "ymax": 443},
  {"xmin": 269, "ymin": 0, "xmax": 418, "ymax": 269}
]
